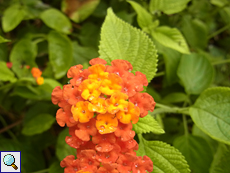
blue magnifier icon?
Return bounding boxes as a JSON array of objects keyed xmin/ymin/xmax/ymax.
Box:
[{"xmin": 3, "ymin": 154, "xmax": 18, "ymax": 170}]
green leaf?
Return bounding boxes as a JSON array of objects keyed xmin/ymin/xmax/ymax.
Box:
[
  {"xmin": 137, "ymin": 134, "xmax": 190, "ymax": 173},
  {"xmin": 61, "ymin": 0, "xmax": 100, "ymax": 23},
  {"xmin": 0, "ymin": 35, "xmax": 10, "ymax": 43},
  {"xmin": 49, "ymin": 161, "xmax": 64, "ymax": 173},
  {"xmin": 0, "ymin": 43, "xmax": 8, "ymax": 61},
  {"xmin": 10, "ymin": 38, "xmax": 37, "ymax": 78},
  {"xmin": 99, "ymin": 8, "xmax": 158, "ymax": 82},
  {"xmin": 211, "ymin": 0, "xmax": 228, "ymax": 7},
  {"xmin": 182, "ymin": 16, "xmax": 208, "ymax": 49},
  {"xmin": 127, "ymin": 1, "xmax": 153, "ymax": 33},
  {"xmin": 2, "ymin": 4, "xmax": 26, "ymax": 32},
  {"xmin": 133, "ymin": 114, "xmax": 164, "ymax": 134},
  {"xmin": 177, "ymin": 53, "xmax": 214, "ymax": 95},
  {"xmin": 189, "ymin": 87, "xmax": 230, "ymax": 145},
  {"xmin": 173, "ymin": 135, "xmax": 213, "ymax": 173},
  {"xmin": 220, "ymin": 7, "xmax": 230, "ymax": 25},
  {"xmin": 22, "ymin": 113, "xmax": 55, "ymax": 135},
  {"xmin": 0, "ymin": 61, "xmax": 17, "ymax": 82},
  {"xmin": 162, "ymin": 47, "xmax": 181, "ymax": 86},
  {"xmin": 56, "ymin": 128, "xmax": 76, "ymax": 161},
  {"xmin": 149, "ymin": 0, "xmax": 191, "ymax": 15},
  {"xmin": 48, "ymin": 31, "xmax": 73, "ymax": 79},
  {"xmin": 210, "ymin": 143, "xmax": 230, "ymax": 173},
  {"xmin": 151, "ymin": 26, "xmax": 190, "ymax": 54},
  {"xmin": 40, "ymin": 8, "xmax": 72, "ymax": 34},
  {"xmin": 162, "ymin": 92, "xmax": 188, "ymax": 103}
]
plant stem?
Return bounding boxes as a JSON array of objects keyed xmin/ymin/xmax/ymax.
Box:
[
  {"xmin": 0, "ymin": 115, "xmax": 18, "ymax": 142},
  {"xmin": 155, "ymin": 103, "xmax": 190, "ymax": 115},
  {"xmin": 208, "ymin": 24, "xmax": 230, "ymax": 39},
  {"xmin": 212, "ymin": 59, "xmax": 230, "ymax": 65},
  {"xmin": 155, "ymin": 71, "xmax": 165, "ymax": 77}
]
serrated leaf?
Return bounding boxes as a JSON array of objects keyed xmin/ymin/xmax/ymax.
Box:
[
  {"xmin": 173, "ymin": 135, "xmax": 213, "ymax": 173},
  {"xmin": 127, "ymin": 1, "xmax": 153, "ymax": 33},
  {"xmin": 152, "ymin": 26, "xmax": 190, "ymax": 54},
  {"xmin": 133, "ymin": 114, "xmax": 164, "ymax": 134},
  {"xmin": 56, "ymin": 128, "xmax": 76, "ymax": 161},
  {"xmin": 40, "ymin": 8, "xmax": 72, "ymax": 34},
  {"xmin": 0, "ymin": 35, "xmax": 10, "ymax": 43},
  {"xmin": 48, "ymin": 31, "xmax": 73, "ymax": 79},
  {"xmin": 2, "ymin": 4, "xmax": 26, "ymax": 32},
  {"xmin": 0, "ymin": 61, "xmax": 17, "ymax": 82},
  {"xmin": 149, "ymin": 0, "xmax": 191, "ymax": 15},
  {"xmin": 61, "ymin": 0, "xmax": 100, "ymax": 23},
  {"xmin": 210, "ymin": 143, "xmax": 230, "ymax": 173},
  {"xmin": 137, "ymin": 134, "xmax": 190, "ymax": 173},
  {"xmin": 99, "ymin": 8, "xmax": 158, "ymax": 82},
  {"xmin": 10, "ymin": 38, "xmax": 37, "ymax": 78},
  {"xmin": 22, "ymin": 114, "xmax": 55, "ymax": 135},
  {"xmin": 177, "ymin": 53, "xmax": 214, "ymax": 95},
  {"xmin": 189, "ymin": 87, "xmax": 230, "ymax": 145}
]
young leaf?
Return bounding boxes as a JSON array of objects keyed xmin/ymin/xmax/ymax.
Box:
[
  {"xmin": 48, "ymin": 31, "xmax": 73, "ymax": 79},
  {"xmin": 40, "ymin": 8, "xmax": 72, "ymax": 34},
  {"xmin": 177, "ymin": 53, "xmax": 214, "ymax": 94},
  {"xmin": 173, "ymin": 135, "xmax": 213, "ymax": 173},
  {"xmin": 133, "ymin": 114, "xmax": 164, "ymax": 134},
  {"xmin": 210, "ymin": 143, "xmax": 230, "ymax": 173},
  {"xmin": 56, "ymin": 128, "xmax": 76, "ymax": 161},
  {"xmin": 0, "ymin": 35, "xmax": 10, "ymax": 43},
  {"xmin": 151, "ymin": 26, "xmax": 190, "ymax": 54},
  {"xmin": 0, "ymin": 61, "xmax": 17, "ymax": 82},
  {"xmin": 10, "ymin": 38, "xmax": 37, "ymax": 78},
  {"xmin": 149, "ymin": 0, "xmax": 191, "ymax": 15},
  {"xmin": 99, "ymin": 8, "xmax": 158, "ymax": 82},
  {"xmin": 189, "ymin": 87, "xmax": 230, "ymax": 145},
  {"xmin": 61, "ymin": 0, "xmax": 100, "ymax": 23},
  {"xmin": 2, "ymin": 4, "xmax": 26, "ymax": 32},
  {"xmin": 137, "ymin": 134, "xmax": 190, "ymax": 173},
  {"xmin": 22, "ymin": 114, "xmax": 55, "ymax": 135},
  {"xmin": 127, "ymin": 1, "xmax": 153, "ymax": 33}
]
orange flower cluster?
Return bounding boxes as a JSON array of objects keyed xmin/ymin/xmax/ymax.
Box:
[
  {"xmin": 31, "ymin": 67, "xmax": 44, "ymax": 85},
  {"xmin": 52, "ymin": 58, "xmax": 156, "ymax": 173}
]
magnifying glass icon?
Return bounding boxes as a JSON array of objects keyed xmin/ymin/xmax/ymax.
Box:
[{"xmin": 3, "ymin": 154, "xmax": 18, "ymax": 170}]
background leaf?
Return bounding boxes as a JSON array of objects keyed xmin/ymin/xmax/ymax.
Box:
[
  {"xmin": 173, "ymin": 135, "xmax": 213, "ymax": 173},
  {"xmin": 2, "ymin": 4, "xmax": 26, "ymax": 32},
  {"xmin": 133, "ymin": 114, "xmax": 165, "ymax": 134},
  {"xmin": 137, "ymin": 134, "xmax": 190, "ymax": 173},
  {"xmin": 99, "ymin": 8, "xmax": 158, "ymax": 82},
  {"xmin": 151, "ymin": 26, "xmax": 190, "ymax": 54},
  {"xmin": 189, "ymin": 87, "xmax": 230, "ymax": 145},
  {"xmin": 22, "ymin": 113, "xmax": 55, "ymax": 135},
  {"xmin": 177, "ymin": 53, "xmax": 214, "ymax": 94},
  {"xmin": 0, "ymin": 35, "xmax": 10, "ymax": 43},
  {"xmin": 40, "ymin": 8, "xmax": 72, "ymax": 34},
  {"xmin": 48, "ymin": 31, "xmax": 73, "ymax": 79},
  {"xmin": 0, "ymin": 61, "xmax": 17, "ymax": 82}
]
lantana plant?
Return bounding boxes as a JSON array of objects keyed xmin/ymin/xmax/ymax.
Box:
[{"xmin": 52, "ymin": 58, "xmax": 155, "ymax": 172}]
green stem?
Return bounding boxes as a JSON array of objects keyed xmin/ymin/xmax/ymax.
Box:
[
  {"xmin": 155, "ymin": 71, "xmax": 165, "ymax": 77},
  {"xmin": 0, "ymin": 115, "xmax": 18, "ymax": 142},
  {"xmin": 208, "ymin": 24, "xmax": 230, "ymax": 39},
  {"xmin": 212, "ymin": 59, "xmax": 230, "ymax": 65},
  {"xmin": 155, "ymin": 103, "xmax": 190, "ymax": 115},
  {"xmin": 33, "ymin": 38, "xmax": 46, "ymax": 44}
]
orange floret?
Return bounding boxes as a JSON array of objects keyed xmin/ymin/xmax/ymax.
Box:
[
  {"xmin": 105, "ymin": 92, "xmax": 129, "ymax": 114},
  {"xmin": 116, "ymin": 102, "xmax": 140, "ymax": 124},
  {"xmin": 88, "ymin": 97, "xmax": 107, "ymax": 114},
  {"xmin": 79, "ymin": 79, "xmax": 101, "ymax": 101},
  {"xmin": 71, "ymin": 101, "xmax": 94, "ymax": 123},
  {"xmin": 96, "ymin": 113, "xmax": 118, "ymax": 134},
  {"xmin": 88, "ymin": 64, "xmax": 109, "ymax": 82},
  {"xmin": 89, "ymin": 58, "xmax": 107, "ymax": 65},
  {"xmin": 99, "ymin": 73, "xmax": 122, "ymax": 95},
  {"xmin": 31, "ymin": 67, "xmax": 42, "ymax": 78},
  {"xmin": 36, "ymin": 76, "xmax": 44, "ymax": 85},
  {"xmin": 77, "ymin": 171, "xmax": 91, "ymax": 173}
]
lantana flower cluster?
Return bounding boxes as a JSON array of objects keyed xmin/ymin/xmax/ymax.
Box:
[
  {"xmin": 31, "ymin": 67, "xmax": 44, "ymax": 85},
  {"xmin": 52, "ymin": 58, "xmax": 156, "ymax": 173}
]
